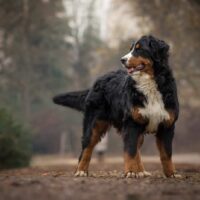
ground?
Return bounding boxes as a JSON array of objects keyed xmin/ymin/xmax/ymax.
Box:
[{"xmin": 0, "ymin": 156, "xmax": 200, "ymax": 200}]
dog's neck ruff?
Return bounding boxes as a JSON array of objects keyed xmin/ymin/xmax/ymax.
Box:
[{"xmin": 131, "ymin": 72, "xmax": 170, "ymax": 134}]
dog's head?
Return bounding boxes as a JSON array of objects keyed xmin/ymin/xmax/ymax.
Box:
[{"xmin": 121, "ymin": 35, "xmax": 169, "ymax": 76}]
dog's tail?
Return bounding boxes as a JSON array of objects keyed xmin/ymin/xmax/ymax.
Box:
[{"xmin": 53, "ymin": 89, "xmax": 89, "ymax": 112}]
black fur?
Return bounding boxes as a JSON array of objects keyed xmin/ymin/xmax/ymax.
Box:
[
  {"xmin": 53, "ymin": 35, "xmax": 179, "ymax": 168},
  {"xmin": 53, "ymin": 89, "xmax": 89, "ymax": 111}
]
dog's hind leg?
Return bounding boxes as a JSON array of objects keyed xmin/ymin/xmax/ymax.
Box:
[
  {"xmin": 75, "ymin": 119, "xmax": 109, "ymax": 177},
  {"xmin": 123, "ymin": 121, "xmax": 151, "ymax": 178},
  {"xmin": 156, "ymin": 126, "xmax": 181, "ymax": 178}
]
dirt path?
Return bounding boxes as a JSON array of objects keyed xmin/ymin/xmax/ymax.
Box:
[
  {"xmin": 0, "ymin": 162, "xmax": 200, "ymax": 200},
  {"xmin": 31, "ymin": 154, "xmax": 200, "ymax": 166}
]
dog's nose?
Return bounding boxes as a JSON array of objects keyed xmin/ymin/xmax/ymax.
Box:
[{"xmin": 120, "ymin": 57, "xmax": 127, "ymax": 64}]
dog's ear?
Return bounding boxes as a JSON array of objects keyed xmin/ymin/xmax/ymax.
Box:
[{"xmin": 150, "ymin": 37, "xmax": 169, "ymax": 62}]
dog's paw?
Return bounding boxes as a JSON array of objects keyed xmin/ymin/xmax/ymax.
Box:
[
  {"xmin": 74, "ymin": 170, "xmax": 88, "ymax": 177},
  {"xmin": 125, "ymin": 171, "xmax": 152, "ymax": 178},
  {"xmin": 168, "ymin": 173, "xmax": 182, "ymax": 178}
]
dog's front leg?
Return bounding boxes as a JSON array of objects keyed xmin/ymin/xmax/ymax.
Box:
[
  {"xmin": 123, "ymin": 122, "xmax": 151, "ymax": 178},
  {"xmin": 156, "ymin": 126, "xmax": 181, "ymax": 178}
]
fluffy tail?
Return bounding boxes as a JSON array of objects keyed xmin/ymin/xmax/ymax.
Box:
[{"xmin": 53, "ymin": 89, "xmax": 89, "ymax": 112}]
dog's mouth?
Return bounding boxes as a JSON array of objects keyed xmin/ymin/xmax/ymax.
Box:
[{"xmin": 126, "ymin": 64, "xmax": 145, "ymax": 75}]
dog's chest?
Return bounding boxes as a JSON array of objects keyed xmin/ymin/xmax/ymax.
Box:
[{"xmin": 132, "ymin": 73, "xmax": 169, "ymax": 133}]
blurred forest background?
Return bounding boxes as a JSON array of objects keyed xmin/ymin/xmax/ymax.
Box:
[{"xmin": 0, "ymin": 0, "xmax": 199, "ymax": 168}]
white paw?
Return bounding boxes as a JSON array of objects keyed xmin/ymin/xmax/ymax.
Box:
[
  {"xmin": 125, "ymin": 171, "xmax": 152, "ymax": 178},
  {"xmin": 143, "ymin": 171, "xmax": 152, "ymax": 177},
  {"xmin": 74, "ymin": 170, "xmax": 88, "ymax": 177},
  {"xmin": 169, "ymin": 173, "xmax": 182, "ymax": 178}
]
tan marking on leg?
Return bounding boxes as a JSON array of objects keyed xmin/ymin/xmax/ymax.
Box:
[
  {"xmin": 156, "ymin": 138, "xmax": 175, "ymax": 177},
  {"xmin": 77, "ymin": 148, "xmax": 93, "ymax": 172},
  {"xmin": 124, "ymin": 134, "xmax": 144, "ymax": 173},
  {"xmin": 164, "ymin": 110, "xmax": 176, "ymax": 128},
  {"xmin": 124, "ymin": 150, "xmax": 144, "ymax": 173},
  {"xmin": 124, "ymin": 134, "xmax": 151, "ymax": 178},
  {"xmin": 76, "ymin": 121, "xmax": 109, "ymax": 173},
  {"xmin": 132, "ymin": 107, "xmax": 148, "ymax": 124}
]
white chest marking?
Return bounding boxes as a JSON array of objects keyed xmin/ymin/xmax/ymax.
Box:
[{"xmin": 132, "ymin": 72, "xmax": 170, "ymax": 133}]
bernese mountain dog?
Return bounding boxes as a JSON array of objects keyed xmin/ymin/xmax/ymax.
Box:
[{"xmin": 53, "ymin": 35, "xmax": 181, "ymax": 178}]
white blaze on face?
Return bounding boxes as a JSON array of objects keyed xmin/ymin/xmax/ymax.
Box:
[
  {"xmin": 122, "ymin": 51, "xmax": 133, "ymax": 62},
  {"xmin": 121, "ymin": 45, "xmax": 135, "ymax": 65}
]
